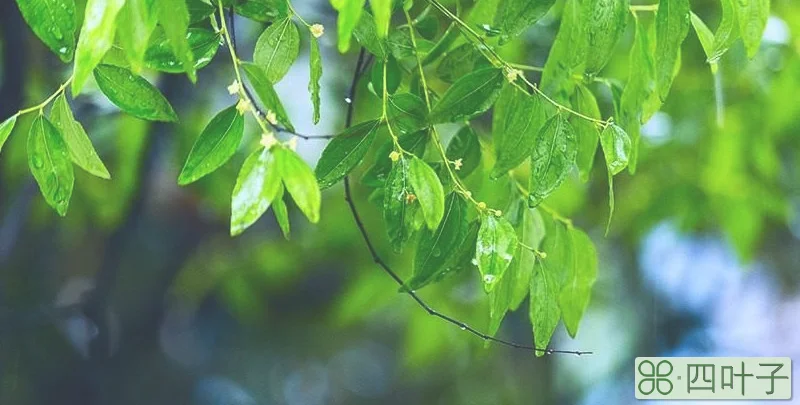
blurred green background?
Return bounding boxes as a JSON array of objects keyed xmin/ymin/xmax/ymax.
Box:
[{"xmin": 1, "ymin": 0, "xmax": 799, "ymax": 404}]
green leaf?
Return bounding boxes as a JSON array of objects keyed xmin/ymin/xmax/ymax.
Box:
[
  {"xmin": 599, "ymin": 123, "xmax": 631, "ymax": 176},
  {"xmin": 571, "ymin": 85, "xmax": 601, "ymax": 182},
  {"xmin": 446, "ymin": 125, "xmax": 481, "ymax": 178},
  {"xmin": 187, "ymin": 0, "xmax": 216, "ymax": 23},
  {"xmin": 15, "ymin": 0, "xmax": 76, "ymax": 62},
  {"xmin": 429, "ymin": 68, "xmax": 504, "ymax": 124},
  {"xmin": 371, "ymin": 58, "xmax": 401, "ymax": 95},
  {"xmin": 144, "ymin": 28, "xmax": 220, "ymax": 73},
  {"xmin": 273, "ymin": 186, "xmax": 291, "ymax": 239},
  {"xmin": 494, "ymin": 0, "xmax": 556, "ymax": 43},
  {"xmin": 558, "ymin": 227, "xmax": 597, "ymax": 338},
  {"xmin": 118, "ymin": 0, "xmax": 159, "ymax": 72},
  {"xmin": 157, "ymin": 0, "xmax": 197, "ymax": 82},
  {"xmin": 0, "ymin": 116, "xmax": 17, "ymax": 155},
  {"xmin": 27, "ymin": 115, "xmax": 74, "ymax": 216},
  {"xmin": 709, "ymin": 0, "xmax": 739, "ymax": 62},
  {"xmin": 254, "ymin": 18, "xmax": 300, "ymax": 83},
  {"xmin": 654, "ymin": 0, "xmax": 690, "ymax": 101},
  {"xmin": 619, "ymin": 19, "xmax": 656, "ymax": 173},
  {"xmin": 528, "ymin": 114, "xmax": 577, "ymax": 207},
  {"xmin": 530, "ymin": 218, "xmax": 567, "ymax": 355},
  {"xmin": 309, "ymin": 37, "xmax": 323, "ymax": 124},
  {"xmin": 178, "ymin": 105, "xmax": 245, "ymax": 185},
  {"xmin": 737, "ymin": 0, "xmax": 769, "ymax": 58},
  {"xmin": 93, "ymin": 64, "xmax": 178, "ymax": 122},
  {"xmin": 231, "ymin": 147, "xmax": 283, "ymax": 236},
  {"xmin": 50, "ymin": 93, "xmax": 110, "ymax": 179},
  {"xmin": 315, "ymin": 120, "xmax": 381, "ymax": 189},
  {"xmin": 383, "ymin": 157, "xmax": 419, "ymax": 251},
  {"xmin": 407, "ymin": 156, "xmax": 445, "ymax": 230},
  {"xmin": 541, "ymin": 0, "xmax": 586, "ymax": 99},
  {"xmin": 235, "ymin": 0, "xmax": 289, "ymax": 22},
  {"xmin": 492, "ymin": 84, "xmax": 546, "ymax": 178},
  {"xmin": 332, "ymin": 0, "xmax": 367, "ymax": 53},
  {"xmin": 354, "ymin": 11, "xmax": 389, "ymax": 59},
  {"xmin": 409, "ymin": 193, "xmax": 468, "ymax": 290},
  {"xmin": 370, "ymin": 0, "xmax": 392, "ymax": 38},
  {"xmin": 487, "ymin": 201, "xmax": 545, "ymax": 337},
  {"xmin": 690, "ymin": 11, "xmax": 716, "ymax": 62},
  {"xmin": 388, "ymin": 93, "xmax": 428, "ymax": 136},
  {"xmin": 435, "ymin": 43, "xmax": 491, "ymax": 84},
  {"xmin": 475, "ymin": 214, "xmax": 518, "ymax": 292},
  {"xmin": 509, "ymin": 203, "xmax": 545, "ymax": 310},
  {"xmin": 275, "ymin": 146, "xmax": 321, "ymax": 223},
  {"xmin": 583, "ymin": 0, "xmax": 629, "ymax": 74},
  {"xmin": 241, "ymin": 62, "xmax": 294, "ymax": 131},
  {"xmin": 72, "ymin": 0, "xmax": 126, "ymax": 94}
]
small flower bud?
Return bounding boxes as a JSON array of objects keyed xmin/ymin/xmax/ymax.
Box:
[
  {"xmin": 453, "ymin": 158, "xmax": 463, "ymax": 171},
  {"xmin": 494, "ymin": 210, "xmax": 502, "ymax": 217},
  {"xmin": 227, "ymin": 80, "xmax": 240, "ymax": 95},
  {"xmin": 477, "ymin": 202, "xmax": 487, "ymax": 210},
  {"xmin": 236, "ymin": 98, "xmax": 252, "ymax": 115},
  {"xmin": 310, "ymin": 24, "xmax": 325, "ymax": 38},
  {"xmin": 405, "ymin": 193, "xmax": 417, "ymax": 204},
  {"xmin": 505, "ymin": 68, "xmax": 522, "ymax": 83},
  {"xmin": 389, "ymin": 151, "xmax": 401, "ymax": 162},
  {"xmin": 266, "ymin": 110, "xmax": 278, "ymax": 125},
  {"xmin": 287, "ymin": 137, "xmax": 298, "ymax": 150},
  {"xmin": 260, "ymin": 132, "xmax": 277, "ymax": 149}
]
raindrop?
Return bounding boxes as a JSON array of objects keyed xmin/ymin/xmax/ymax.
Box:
[
  {"xmin": 460, "ymin": 326, "xmax": 466, "ymax": 331},
  {"xmin": 59, "ymin": 47, "xmax": 68, "ymax": 54},
  {"xmin": 483, "ymin": 274, "xmax": 496, "ymax": 284},
  {"xmin": 345, "ymin": 97, "xmax": 352, "ymax": 104}
]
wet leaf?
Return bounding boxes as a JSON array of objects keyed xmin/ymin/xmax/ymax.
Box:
[
  {"xmin": 315, "ymin": 120, "xmax": 381, "ymax": 189},
  {"xmin": 51, "ymin": 93, "xmax": 110, "ymax": 179},
  {"xmin": 179, "ymin": 105, "xmax": 245, "ymax": 185},
  {"xmin": 231, "ymin": 147, "xmax": 282, "ymax": 236},
  {"xmin": 15, "ymin": 0, "xmax": 76, "ymax": 62},
  {"xmin": 27, "ymin": 115, "xmax": 74, "ymax": 216},
  {"xmin": 93, "ymin": 64, "xmax": 178, "ymax": 122},
  {"xmin": 254, "ymin": 17, "xmax": 300, "ymax": 83}
]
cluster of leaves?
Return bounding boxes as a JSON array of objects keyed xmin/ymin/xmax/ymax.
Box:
[{"xmin": 0, "ymin": 0, "xmax": 769, "ymax": 353}]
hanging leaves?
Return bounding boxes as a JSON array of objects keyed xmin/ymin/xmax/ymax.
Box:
[
  {"xmin": 582, "ymin": 0, "xmax": 629, "ymax": 74},
  {"xmin": 157, "ymin": 0, "xmax": 197, "ymax": 82},
  {"xmin": 72, "ymin": 0, "xmax": 126, "ymax": 94},
  {"xmin": 407, "ymin": 156, "xmax": 445, "ymax": 230},
  {"xmin": 475, "ymin": 214, "xmax": 518, "ymax": 292},
  {"xmin": 528, "ymin": 114, "xmax": 578, "ymax": 207},
  {"xmin": 383, "ymin": 156, "xmax": 419, "ymax": 251},
  {"xmin": 242, "ymin": 63, "xmax": 295, "ymax": 131},
  {"xmin": 178, "ymin": 105, "xmax": 245, "ymax": 185},
  {"xmin": 0, "ymin": 116, "xmax": 18, "ymax": 155},
  {"xmin": 654, "ymin": 0, "xmax": 691, "ymax": 101},
  {"xmin": 51, "ymin": 93, "xmax": 110, "ymax": 179},
  {"xmin": 492, "ymin": 84, "xmax": 546, "ymax": 178},
  {"xmin": 599, "ymin": 124, "xmax": 632, "ymax": 176},
  {"xmin": 331, "ymin": 0, "xmax": 367, "ymax": 53},
  {"xmin": 315, "ymin": 120, "xmax": 381, "ymax": 189},
  {"xmin": 446, "ymin": 125, "xmax": 481, "ymax": 178},
  {"xmin": 571, "ymin": 85, "xmax": 601, "ymax": 182},
  {"xmin": 27, "ymin": 115, "xmax": 74, "ymax": 216},
  {"xmin": 93, "ymin": 64, "xmax": 178, "ymax": 122},
  {"xmin": 275, "ymin": 146, "xmax": 321, "ymax": 223},
  {"xmin": 494, "ymin": 0, "xmax": 556, "ymax": 43},
  {"xmin": 231, "ymin": 147, "xmax": 282, "ymax": 236},
  {"xmin": 254, "ymin": 18, "xmax": 300, "ymax": 83},
  {"xmin": 737, "ymin": 0, "xmax": 769, "ymax": 58},
  {"xmin": 429, "ymin": 68, "xmax": 504, "ymax": 124},
  {"xmin": 558, "ymin": 227, "xmax": 598, "ymax": 338},
  {"xmin": 408, "ymin": 194, "xmax": 468, "ymax": 290},
  {"xmin": 309, "ymin": 37, "xmax": 323, "ymax": 124},
  {"xmin": 15, "ymin": 0, "xmax": 76, "ymax": 62},
  {"xmin": 144, "ymin": 28, "xmax": 220, "ymax": 73},
  {"xmin": 118, "ymin": 0, "xmax": 159, "ymax": 72}
]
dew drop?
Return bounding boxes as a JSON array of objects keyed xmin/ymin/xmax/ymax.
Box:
[
  {"xmin": 483, "ymin": 274, "xmax": 497, "ymax": 284},
  {"xmin": 344, "ymin": 97, "xmax": 352, "ymax": 104},
  {"xmin": 59, "ymin": 47, "xmax": 68, "ymax": 54},
  {"xmin": 460, "ymin": 326, "xmax": 466, "ymax": 331}
]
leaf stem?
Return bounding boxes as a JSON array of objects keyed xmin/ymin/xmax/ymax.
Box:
[
  {"xmin": 15, "ymin": 74, "xmax": 74, "ymax": 117},
  {"xmin": 403, "ymin": 8, "xmax": 489, "ymax": 212}
]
